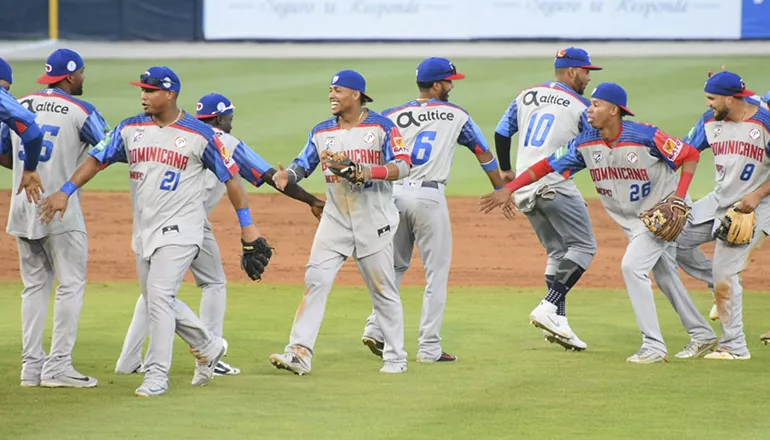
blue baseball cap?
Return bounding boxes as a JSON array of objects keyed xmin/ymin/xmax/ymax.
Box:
[
  {"xmin": 554, "ymin": 47, "xmax": 602, "ymax": 71},
  {"xmin": 37, "ymin": 48, "xmax": 84, "ymax": 85},
  {"xmin": 0, "ymin": 58, "xmax": 12, "ymax": 84},
  {"xmin": 330, "ymin": 70, "xmax": 372, "ymax": 102},
  {"xmin": 416, "ymin": 57, "xmax": 465, "ymax": 82},
  {"xmin": 591, "ymin": 83, "xmax": 634, "ymax": 116},
  {"xmin": 130, "ymin": 66, "xmax": 181, "ymax": 94},
  {"xmin": 761, "ymin": 91, "xmax": 770, "ymax": 104},
  {"xmin": 705, "ymin": 71, "xmax": 754, "ymax": 98},
  {"xmin": 196, "ymin": 93, "xmax": 235, "ymax": 119}
]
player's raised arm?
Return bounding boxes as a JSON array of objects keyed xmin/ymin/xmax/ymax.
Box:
[
  {"xmin": 683, "ymin": 112, "xmax": 713, "ymax": 152},
  {"xmin": 494, "ymin": 98, "xmax": 519, "ymax": 181},
  {"xmin": 38, "ymin": 126, "xmax": 127, "ymax": 224},
  {"xmin": 458, "ymin": 116, "xmax": 505, "ymax": 190},
  {"xmin": 274, "ymin": 132, "xmax": 321, "ymax": 191},
  {"xmin": 479, "ymin": 137, "xmax": 586, "ymax": 214},
  {"xmin": 649, "ymin": 129, "xmax": 701, "ymax": 198}
]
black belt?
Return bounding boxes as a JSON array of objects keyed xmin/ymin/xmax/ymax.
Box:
[{"xmin": 422, "ymin": 181, "xmax": 439, "ymax": 189}]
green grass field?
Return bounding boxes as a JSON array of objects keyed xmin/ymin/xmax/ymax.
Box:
[
  {"xmin": 1, "ymin": 56, "xmax": 767, "ymax": 197},
  {"xmin": 1, "ymin": 283, "xmax": 770, "ymax": 440}
]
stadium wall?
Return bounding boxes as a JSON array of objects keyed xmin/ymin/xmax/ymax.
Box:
[{"xmin": 0, "ymin": 0, "xmax": 768, "ymax": 42}]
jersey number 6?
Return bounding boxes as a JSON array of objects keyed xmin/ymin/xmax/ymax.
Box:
[
  {"xmin": 17, "ymin": 124, "xmax": 59, "ymax": 163},
  {"xmin": 160, "ymin": 170, "xmax": 181, "ymax": 191},
  {"xmin": 411, "ymin": 130, "xmax": 436, "ymax": 166}
]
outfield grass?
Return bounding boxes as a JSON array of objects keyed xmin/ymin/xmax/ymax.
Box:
[
  {"xmin": 2, "ymin": 282, "xmax": 770, "ymax": 439},
  {"xmin": 1, "ymin": 56, "xmax": 767, "ymax": 197}
]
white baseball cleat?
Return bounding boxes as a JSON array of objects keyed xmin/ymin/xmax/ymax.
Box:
[
  {"xmin": 214, "ymin": 360, "xmax": 241, "ymax": 376},
  {"xmin": 20, "ymin": 378, "xmax": 40, "ymax": 387},
  {"xmin": 269, "ymin": 352, "xmax": 311, "ymax": 376},
  {"xmin": 674, "ymin": 340, "xmax": 717, "ymax": 359},
  {"xmin": 709, "ymin": 303, "xmax": 719, "ymax": 321},
  {"xmin": 626, "ymin": 348, "xmax": 668, "ymax": 364},
  {"xmin": 40, "ymin": 368, "xmax": 98, "ymax": 388},
  {"xmin": 191, "ymin": 339, "xmax": 228, "ymax": 387},
  {"xmin": 379, "ymin": 361, "xmax": 407, "ymax": 374},
  {"xmin": 704, "ymin": 349, "xmax": 751, "ymax": 360},
  {"xmin": 135, "ymin": 383, "xmax": 167, "ymax": 397},
  {"xmin": 530, "ymin": 300, "xmax": 573, "ymax": 339},
  {"xmin": 544, "ymin": 316, "xmax": 587, "ymax": 351}
]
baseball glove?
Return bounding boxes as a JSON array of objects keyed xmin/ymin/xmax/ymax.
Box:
[
  {"xmin": 324, "ymin": 151, "xmax": 369, "ymax": 186},
  {"xmin": 714, "ymin": 205, "xmax": 755, "ymax": 245},
  {"xmin": 640, "ymin": 195, "xmax": 691, "ymax": 242},
  {"xmin": 241, "ymin": 237, "xmax": 273, "ymax": 281}
]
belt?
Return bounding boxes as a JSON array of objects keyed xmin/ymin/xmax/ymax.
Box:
[
  {"xmin": 398, "ymin": 180, "xmax": 440, "ymax": 189},
  {"xmin": 421, "ymin": 181, "xmax": 439, "ymax": 189}
]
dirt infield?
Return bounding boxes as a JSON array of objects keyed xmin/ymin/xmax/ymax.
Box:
[{"xmin": 0, "ymin": 192, "xmax": 767, "ymax": 290}]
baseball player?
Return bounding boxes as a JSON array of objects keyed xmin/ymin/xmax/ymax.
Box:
[
  {"xmin": 115, "ymin": 92, "xmax": 324, "ymax": 377},
  {"xmin": 0, "ymin": 57, "xmax": 46, "ymax": 202},
  {"xmin": 269, "ymin": 70, "xmax": 412, "ymax": 375},
  {"xmin": 38, "ymin": 66, "xmax": 274, "ymax": 396},
  {"xmin": 0, "ymin": 49, "xmax": 108, "ymax": 388},
  {"xmin": 675, "ymin": 72, "xmax": 770, "ymax": 360},
  {"xmin": 481, "ymin": 83, "xmax": 717, "ymax": 363},
  {"xmin": 359, "ymin": 57, "xmax": 505, "ymax": 363},
  {"xmin": 493, "ymin": 47, "xmax": 600, "ymax": 350}
]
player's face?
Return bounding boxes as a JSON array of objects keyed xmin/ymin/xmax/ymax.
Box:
[
  {"xmin": 0, "ymin": 80, "xmax": 9, "ymax": 91},
  {"xmin": 217, "ymin": 114, "xmax": 234, "ymax": 134},
  {"xmin": 706, "ymin": 93, "xmax": 730, "ymax": 121},
  {"xmin": 68, "ymin": 68, "xmax": 86, "ymax": 96},
  {"xmin": 141, "ymin": 89, "xmax": 172, "ymax": 115},
  {"xmin": 437, "ymin": 80, "xmax": 454, "ymax": 101},
  {"xmin": 587, "ymin": 98, "xmax": 615, "ymax": 128},
  {"xmin": 572, "ymin": 68, "xmax": 592, "ymax": 95},
  {"xmin": 329, "ymin": 85, "xmax": 357, "ymax": 115}
]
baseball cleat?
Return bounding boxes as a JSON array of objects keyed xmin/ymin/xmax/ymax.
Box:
[
  {"xmin": 709, "ymin": 303, "xmax": 719, "ymax": 321},
  {"xmin": 40, "ymin": 368, "xmax": 98, "ymax": 388},
  {"xmin": 544, "ymin": 316, "xmax": 587, "ymax": 351},
  {"xmin": 362, "ymin": 336, "xmax": 384, "ymax": 358},
  {"xmin": 626, "ymin": 348, "xmax": 667, "ymax": 364},
  {"xmin": 135, "ymin": 384, "xmax": 167, "ymax": 397},
  {"xmin": 214, "ymin": 360, "xmax": 241, "ymax": 376},
  {"xmin": 269, "ymin": 352, "xmax": 311, "ymax": 376},
  {"xmin": 115, "ymin": 364, "xmax": 145, "ymax": 375},
  {"xmin": 191, "ymin": 339, "xmax": 228, "ymax": 387},
  {"xmin": 530, "ymin": 300, "xmax": 573, "ymax": 339},
  {"xmin": 760, "ymin": 331, "xmax": 770, "ymax": 345},
  {"xmin": 417, "ymin": 352, "xmax": 458, "ymax": 363},
  {"xmin": 704, "ymin": 349, "xmax": 751, "ymax": 360},
  {"xmin": 674, "ymin": 340, "xmax": 717, "ymax": 359},
  {"xmin": 20, "ymin": 378, "xmax": 40, "ymax": 387},
  {"xmin": 379, "ymin": 361, "xmax": 408, "ymax": 374}
]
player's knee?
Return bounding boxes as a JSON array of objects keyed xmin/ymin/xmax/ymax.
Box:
[
  {"xmin": 621, "ymin": 255, "xmax": 642, "ymax": 280},
  {"xmin": 305, "ymin": 264, "xmax": 333, "ymax": 290}
]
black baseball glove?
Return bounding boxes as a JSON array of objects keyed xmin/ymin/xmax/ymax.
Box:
[{"xmin": 241, "ymin": 237, "xmax": 273, "ymax": 281}]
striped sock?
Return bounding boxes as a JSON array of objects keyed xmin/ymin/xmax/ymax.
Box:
[{"xmin": 543, "ymin": 259, "xmax": 585, "ymax": 309}]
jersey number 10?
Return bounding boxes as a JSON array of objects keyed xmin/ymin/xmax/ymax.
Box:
[
  {"xmin": 524, "ymin": 112, "xmax": 555, "ymax": 148},
  {"xmin": 17, "ymin": 124, "xmax": 59, "ymax": 162}
]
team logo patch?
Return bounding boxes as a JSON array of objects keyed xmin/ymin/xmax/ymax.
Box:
[
  {"xmin": 133, "ymin": 130, "xmax": 144, "ymax": 143},
  {"xmin": 325, "ymin": 138, "xmax": 335, "ymax": 148},
  {"xmin": 627, "ymin": 152, "xmax": 638, "ymax": 164},
  {"xmin": 332, "ymin": 75, "xmax": 339, "ymax": 84},
  {"xmin": 749, "ymin": 128, "xmax": 761, "ymax": 140},
  {"xmin": 196, "ymin": 102, "xmax": 204, "ymax": 111},
  {"xmin": 714, "ymin": 127, "xmax": 722, "ymax": 138},
  {"xmin": 364, "ymin": 132, "xmax": 376, "ymax": 144},
  {"xmin": 394, "ymin": 136, "xmax": 406, "ymax": 148},
  {"xmin": 554, "ymin": 145, "xmax": 570, "ymax": 159},
  {"xmin": 661, "ymin": 138, "xmax": 683, "ymax": 160},
  {"xmin": 67, "ymin": 60, "xmax": 77, "ymax": 72},
  {"xmin": 593, "ymin": 152, "xmax": 603, "ymax": 163},
  {"xmin": 174, "ymin": 136, "xmax": 187, "ymax": 149},
  {"xmin": 45, "ymin": 64, "xmax": 52, "ymax": 73}
]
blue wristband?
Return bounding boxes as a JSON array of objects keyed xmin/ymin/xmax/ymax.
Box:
[
  {"xmin": 494, "ymin": 186, "xmax": 504, "ymax": 191},
  {"xmin": 481, "ymin": 158, "xmax": 499, "ymax": 173},
  {"xmin": 236, "ymin": 208, "xmax": 253, "ymax": 227},
  {"xmin": 61, "ymin": 181, "xmax": 78, "ymax": 197}
]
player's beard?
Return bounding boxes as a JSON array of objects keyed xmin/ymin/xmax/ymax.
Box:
[
  {"xmin": 71, "ymin": 85, "xmax": 83, "ymax": 96},
  {"xmin": 713, "ymin": 107, "xmax": 729, "ymax": 121}
]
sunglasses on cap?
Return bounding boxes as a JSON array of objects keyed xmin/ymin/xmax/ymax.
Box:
[{"xmin": 139, "ymin": 73, "xmax": 178, "ymax": 88}]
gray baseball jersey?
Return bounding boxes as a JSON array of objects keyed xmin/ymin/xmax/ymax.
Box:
[
  {"xmin": 496, "ymin": 82, "xmax": 591, "ymax": 209},
  {"xmin": 3, "ymin": 88, "xmax": 110, "ymax": 239},
  {"xmin": 90, "ymin": 113, "xmax": 239, "ymax": 259}
]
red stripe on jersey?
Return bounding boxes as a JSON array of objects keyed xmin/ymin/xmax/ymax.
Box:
[{"xmin": 15, "ymin": 120, "xmax": 28, "ymax": 134}]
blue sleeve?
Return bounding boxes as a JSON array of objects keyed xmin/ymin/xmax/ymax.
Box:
[
  {"xmin": 0, "ymin": 91, "xmax": 43, "ymax": 170},
  {"xmin": 292, "ymin": 131, "xmax": 321, "ymax": 175},
  {"xmin": 79, "ymin": 109, "xmax": 110, "ymax": 147},
  {"xmin": 457, "ymin": 117, "xmax": 490, "ymax": 154},
  {"xmin": 0, "ymin": 124, "xmax": 11, "ymax": 156},
  {"xmin": 202, "ymin": 134, "xmax": 240, "ymax": 183},
  {"xmin": 381, "ymin": 118, "xmax": 409, "ymax": 163},
  {"xmin": 233, "ymin": 141, "xmax": 273, "ymax": 187},
  {"xmin": 578, "ymin": 109, "xmax": 591, "ymax": 133},
  {"xmin": 494, "ymin": 99, "xmax": 519, "ymax": 137},
  {"xmin": 88, "ymin": 124, "xmax": 128, "ymax": 166},
  {"xmin": 547, "ymin": 137, "xmax": 586, "ymax": 178},
  {"xmin": 683, "ymin": 114, "xmax": 711, "ymax": 152}
]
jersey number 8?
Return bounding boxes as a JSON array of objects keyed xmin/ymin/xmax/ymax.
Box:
[
  {"xmin": 411, "ymin": 130, "xmax": 436, "ymax": 166},
  {"xmin": 160, "ymin": 170, "xmax": 181, "ymax": 191},
  {"xmin": 524, "ymin": 112, "xmax": 555, "ymax": 148},
  {"xmin": 17, "ymin": 124, "xmax": 59, "ymax": 163},
  {"xmin": 740, "ymin": 163, "xmax": 755, "ymax": 181}
]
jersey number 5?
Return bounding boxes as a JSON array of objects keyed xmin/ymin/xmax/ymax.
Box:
[
  {"xmin": 17, "ymin": 124, "xmax": 59, "ymax": 162},
  {"xmin": 411, "ymin": 130, "xmax": 436, "ymax": 166},
  {"xmin": 160, "ymin": 170, "xmax": 181, "ymax": 191},
  {"xmin": 524, "ymin": 112, "xmax": 555, "ymax": 148}
]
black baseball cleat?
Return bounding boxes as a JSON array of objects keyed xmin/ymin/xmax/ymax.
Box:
[
  {"xmin": 362, "ymin": 336, "xmax": 384, "ymax": 358},
  {"xmin": 417, "ymin": 352, "xmax": 458, "ymax": 363}
]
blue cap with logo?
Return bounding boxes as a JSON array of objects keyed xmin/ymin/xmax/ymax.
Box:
[
  {"xmin": 591, "ymin": 83, "xmax": 634, "ymax": 116},
  {"xmin": 704, "ymin": 71, "xmax": 754, "ymax": 98},
  {"xmin": 416, "ymin": 57, "xmax": 465, "ymax": 82},
  {"xmin": 0, "ymin": 58, "xmax": 12, "ymax": 85},
  {"xmin": 554, "ymin": 47, "xmax": 602, "ymax": 70},
  {"xmin": 129, "ymin": 66, "xmax": 181, "ymax": 94},
  {"xmin": 37, "ymin": 48, "xmax": 84, "ymax": 85},
  {"xmin": 196, "ymin": 93, "xmax": 235, "ymax": 119},
  {"xmin": 330, "ymin": 70, "xmax": 372, "ymax": 102}
]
